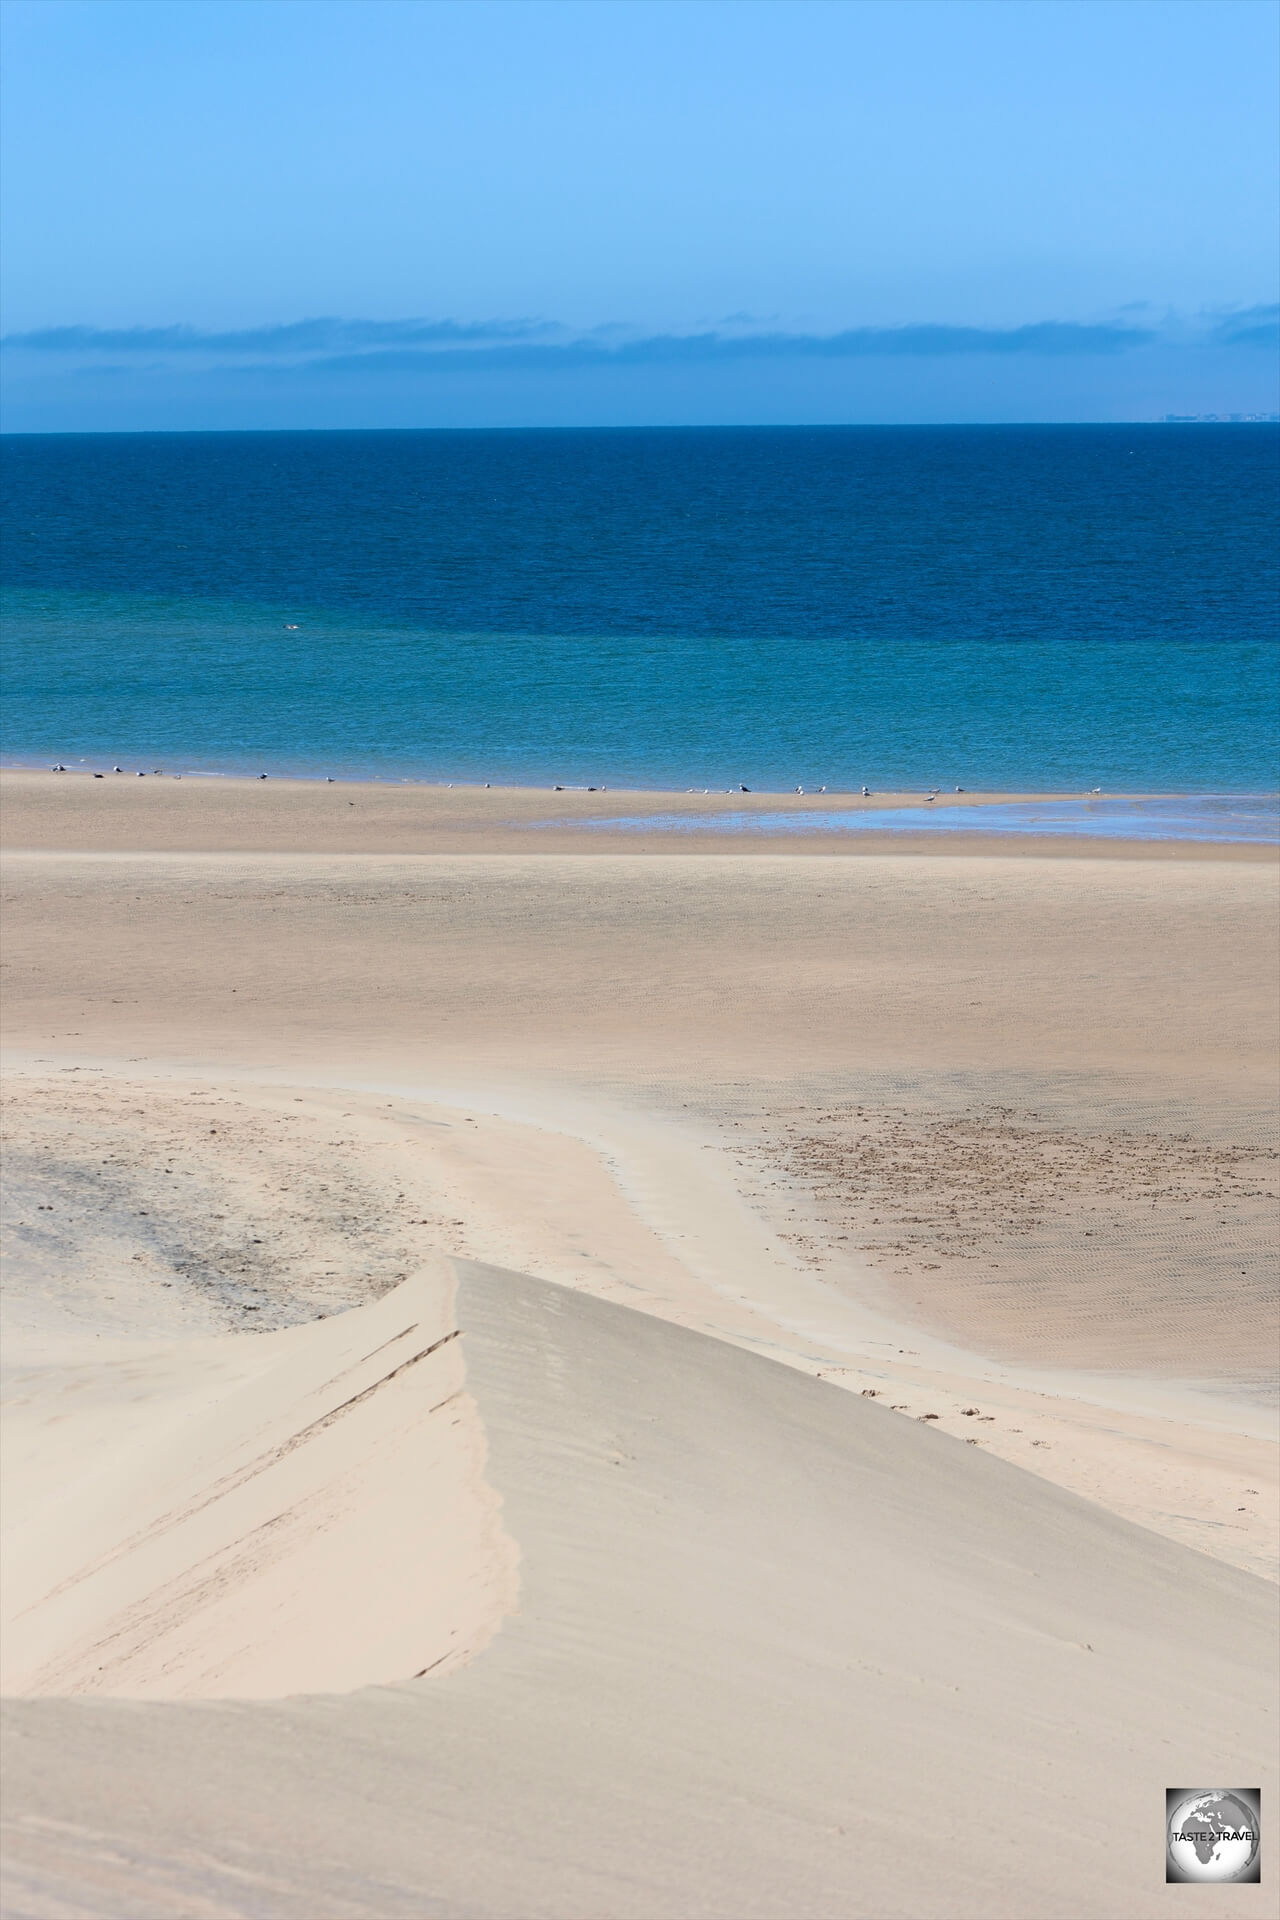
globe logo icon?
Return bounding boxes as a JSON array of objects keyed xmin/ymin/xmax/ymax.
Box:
[{"xmin": 1166, "ymin": 1791, "xmax": 1260, "ymax": 1883}]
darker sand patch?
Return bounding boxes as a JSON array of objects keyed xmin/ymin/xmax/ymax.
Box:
[
  {"xmin": 0, "ymin": 1074, "xmax": 446, "ymax": 1341},
  {"xmin": 741, "ymin": 1093, "xmax": 1279, "ymax": 1391}
]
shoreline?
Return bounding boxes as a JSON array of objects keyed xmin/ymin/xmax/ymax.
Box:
[
  {"xmin": 7, "ymin": 760, "xmax": 1275, "ymax": 801},
  {"xmin": 3, "ymin": 767, "xmax": 1276, "ymax": 858}
]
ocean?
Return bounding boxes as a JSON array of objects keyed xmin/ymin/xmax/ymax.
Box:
[{"xmin": 2, "ymin": 425, "xmax": 1277, "ymax": 798}]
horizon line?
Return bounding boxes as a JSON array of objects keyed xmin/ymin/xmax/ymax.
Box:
[{"xmin": 4, "ymin": 416, "xmax": 1279, "ymax": 438}]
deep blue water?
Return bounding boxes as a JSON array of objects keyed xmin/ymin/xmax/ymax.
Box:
[{"xmin": 2, "ymin": 426, "xmax": 1277, "ymax": 792}]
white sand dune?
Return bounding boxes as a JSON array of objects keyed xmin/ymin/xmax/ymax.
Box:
[
  {"xmin": 3, "ymin": 1258, "xmax": 1275, "ymax": 1918},
  {"xmin": 1, "ymin": 1257, "xmax": 516, "ymax": 1700}
]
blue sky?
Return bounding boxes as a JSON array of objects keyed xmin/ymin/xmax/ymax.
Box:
[{"xmin": 2, "ymin": 0, "xmax": 1276, "ymax": 429}]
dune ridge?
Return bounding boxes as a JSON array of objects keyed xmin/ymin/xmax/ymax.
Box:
[
  {"xmin": 2, "ymin": 1255, "xmax": 1275, "ymax": 1918},
  {"xmin": 1, "ymin": 1256, "xmax": 518, "ymax": 1699},
  {"xmin": 4, "ymin": 1060, "xmax": 1274, "ymax": 1583}
]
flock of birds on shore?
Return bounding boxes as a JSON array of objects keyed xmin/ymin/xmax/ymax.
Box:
[
  {"xmin": 43, "ymin": 763, "xmax": 1106, "ymax": 800},
  {"xmin": 45, "ymin": 764, "xmax": 1105, "ymax": 801}
]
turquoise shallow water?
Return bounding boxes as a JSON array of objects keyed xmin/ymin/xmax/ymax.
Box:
[
  {"xmin": 3, "ymin": 426, "xmax": 1277, "ymax": 803},
  {"xmin": 566, "ymin": 795, "xmax": 1280, "ymax": 845}
]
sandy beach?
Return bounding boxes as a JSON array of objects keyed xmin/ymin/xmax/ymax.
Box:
[{"xmin": 2, "ymin": 771, "xmax": 1277, "ymax": 1917}]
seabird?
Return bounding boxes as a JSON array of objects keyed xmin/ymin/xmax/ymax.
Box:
[
  {"xmin": 739, "ymin": 784, "xmax": 751, "ymax": 793},
  {"xmin": 113, "ymin": 765, "xmax": 124, "ymax": 773},
  {"xmin": 861, "ymin": 786, "xmax": 870, "ymax": 797}
]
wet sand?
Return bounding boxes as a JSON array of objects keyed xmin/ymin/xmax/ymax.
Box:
[{"xmin": 3, "ymin": 765, "xmax": 1270, "ymax": 858}]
